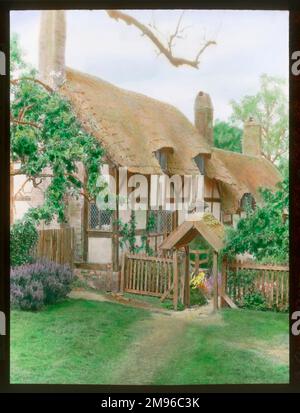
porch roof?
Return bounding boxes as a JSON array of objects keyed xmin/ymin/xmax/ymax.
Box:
[{"xmin": 159, "ymin": 213, "xmax": 225, "ymax": 252}]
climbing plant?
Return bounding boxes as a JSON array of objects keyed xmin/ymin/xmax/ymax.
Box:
[
  {"xmin": 141, "ymin": 211, "xmax": 157, "ymax": 256},
  {"xmin": 10, "ymin": 34, "xmax": 105, "ymax": 225},
  {"xmin": 118, "ymin": 211, "xmax": 157, "ymax": 255}
]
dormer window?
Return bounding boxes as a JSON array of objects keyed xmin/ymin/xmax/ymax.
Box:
[
  {"xmin": 193, "ymin": 154, "xmax": 205, "ymax": 175},
  {"xmin": 240, "ymin": 193, "xmax": 256, "ymax": 211},
  {"xmin": 154, "ymin": 147, "xmax": 174, "ymax": 173}
]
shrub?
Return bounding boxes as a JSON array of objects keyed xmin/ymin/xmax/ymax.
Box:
[
  {"xmin": 241, "ymin": 291, "xmax": 267, "ymax": 311},
  {"xmin": 10, "ymin": 219, "xmax": 38, "ymax": 267},
  {"xmin": 11, "ymin": 260, "xmax": 74, "ymax": 311},
  {"xmin": 190, "ymin": 271, "xmax": 209, "ymax": 306},
  {"xmin": 190, "ymin": 287, "xmax": 208, "ymax": 307}
]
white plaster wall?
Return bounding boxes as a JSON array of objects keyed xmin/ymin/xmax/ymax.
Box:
[
  {"xmin": 212, "ymin": 202, "xmax": 221, "ymax": 221},
  {"xmin": 13, "ymin": 172, "xmax": 45, "ymax": 222},
  {"xmin": 119, "ymin": 209, "xmax": 131, "ymax": 224},
  {"xmin": 14, "ymin": 201, "xmax": 31, "ymax": 221},
  {"xmin": 88, "ymin": 237, "xmax": 112, "ymax": 264},
  {"xmin": 118, "ymin": 209, "xmax": 147, "ymax": 229},
  {"xmin": 135, "ymin": 210, "xmax": 147, "ymax": 230}
]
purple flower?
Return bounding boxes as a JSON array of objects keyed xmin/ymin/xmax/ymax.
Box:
[{"xmin": 11, "ymin": 259, "xmax": 74, "ymax": 311}]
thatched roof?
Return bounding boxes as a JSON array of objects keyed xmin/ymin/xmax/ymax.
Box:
[
  {"xmin": 159, "ymin": 213, "xmax": 225, "ymax": 252},
  {"xmin": 206, "ymin": 148, "xmax": 281, "ymax": 214},
  {"xmin": 61, "ymin": 68, "xmax": 211, "ymax": 175},
  {"xmin": 61, "ymin": 68, "xmax": 281, "ymax": 214}
]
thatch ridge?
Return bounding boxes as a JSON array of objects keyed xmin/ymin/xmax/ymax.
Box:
[
  {"xmin": 61, "ymin": 68, "xmax": 211, "ymax": 175},
  {"xmin": 206, "ymin": 148, "xmax": 281, "ymax": 213}
]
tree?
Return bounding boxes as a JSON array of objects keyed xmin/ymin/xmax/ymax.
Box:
[
  {"xmin": 12, "ymin": 8, "xmax": 216, "ymax": 224},
  {"xmin": 106, "ymin": 10, "xmax": 216, "ymax": 69},
  {"xmin": 223, "ymin": 178, "xmax": 289, "ymax": 263},
  {"xmin": 10, "ymin": 34, "xmax": 105, "ymax": 224},
  {"xmin": 39, "ymin": 10, "xmax": 216, "ymax": 90},
  {"xmin": 213, "ymin": 120, "xmax": 242, "ymax": 153},
  {"xmin": 230, "ymin": 74, "xmax": 288, "ymax": 165}
]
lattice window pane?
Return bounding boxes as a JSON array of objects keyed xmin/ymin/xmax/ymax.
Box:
[
  {"xmin": 153, "ymin": 210, "xmax": 173, "ymax": 233},
  {"xmin": 89, "ymin": 203, "xmax": 112, "ymax": 231}
]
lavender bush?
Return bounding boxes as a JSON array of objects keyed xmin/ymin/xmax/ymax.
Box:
[
  {"xmin": 11, "ymin": 260, "xmax": 74, "ymax": 311},
  {"xmin": 205, "ymin": 272, "xmax": 222, "ymax": 297}
]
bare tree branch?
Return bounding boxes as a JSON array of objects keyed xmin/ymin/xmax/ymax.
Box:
[
  {"xmin": 106, "ymin": 10, "xmax": 216, "ymax": 69},
  {"xmin": 167, "ymin": 11, "xmax": 185, "ymax": 52}
]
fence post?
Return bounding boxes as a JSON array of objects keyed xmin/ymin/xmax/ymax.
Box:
[
  {"xmin": 173, "ymin": 249, "xmax": 179, "ymax": 311},
  {"xmin": 184, "ymin": 246, "xmax": 190, "ymax": 307},
  {"xmin": 221, "ymin": 256, "xmax": 227, "ymax": 308},
  {"xmin": 120, "ymin": 253, "xmax": 126, "ymax": 293},
  {"xmin": 213, "ymin": 251, "xmax": 218, "ymax": 311}
]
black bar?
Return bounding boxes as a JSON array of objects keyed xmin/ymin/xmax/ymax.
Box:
[
  {"xmin": 0, "ymin": 0, "xmax": 294, "ymax": 11},
  {"xmin": 0, "ymin": 7, "xmax": 10, "ymax": 387},
  {"xmin": 290, "ymin": 11, "xmax": 300, "ymax": 386}
]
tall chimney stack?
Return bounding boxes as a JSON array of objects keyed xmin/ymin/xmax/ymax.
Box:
[
  {"xmin": 242, "ymin": 117, "xmax": 262, "ymax": 157},
  {"xmin": 39, "ymin": 10, "xmax": 66, "ymax": 89},
  {"xmin": 194, "ymin": 91, "xmax": 214, "ymax": 146}
]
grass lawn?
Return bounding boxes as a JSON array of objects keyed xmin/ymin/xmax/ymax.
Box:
[
  {"xmin": 11, "ymin": 299, "xmax": 150, "ymax": 384},
  {"xmin": 11, "ymin": 298, "xmax": 289, "ymax": 384},
  {"xmin": 153, "ymin": 309, "xmax": 289, "ymax": 384}
]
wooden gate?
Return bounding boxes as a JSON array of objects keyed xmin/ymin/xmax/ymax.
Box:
[{"xmin": 120, "ymin": 253, "xmax": 174, "ymax": 298}]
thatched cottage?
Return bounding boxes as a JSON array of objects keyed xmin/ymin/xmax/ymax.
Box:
[{"xmin": 12, "ymin": 11, "xmax": 281, "ymax": 271}]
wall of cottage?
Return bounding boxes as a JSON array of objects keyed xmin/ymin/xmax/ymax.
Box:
[{"xmin": 13, "ymin": 163, "xmax": 225, "ymax": 267}]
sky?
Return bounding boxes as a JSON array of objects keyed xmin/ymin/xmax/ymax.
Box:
[{"xmin": 10, "ymin": 9, "xmax": 289, "ymax": 122}]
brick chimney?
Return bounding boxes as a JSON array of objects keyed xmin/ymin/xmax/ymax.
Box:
[
  {"xmin": 242, "ymin": 117, "xmax": 262, "ymax": 157},
  {"xmin": 39, "ymin": 10, "xmax": 66, "ymax": 89},
  {"xmin": 194, "ymin": 91, "xmax": 214, "ymax": 146}
]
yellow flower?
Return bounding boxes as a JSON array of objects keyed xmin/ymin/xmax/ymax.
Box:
[{"xmin": 190, "ymin": 271, "xmax": 206, "ymax": 289}]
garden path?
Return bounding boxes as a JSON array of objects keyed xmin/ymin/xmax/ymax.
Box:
[{"xmin": 69, "ymin": 289, "xmax": 222, "ymax": 384}]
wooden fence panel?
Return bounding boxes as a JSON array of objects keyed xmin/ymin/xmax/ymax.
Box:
[
  {"xmin": 223, "ymin": 259, "xmax": 289, "ymax": 310},
  {"xmin": 121, "ymin": 253, "xmax": 174, "ymax": 298},
  {"xmin": 34, "ymin": 227, "xmax": 75, "ymax": 267}
]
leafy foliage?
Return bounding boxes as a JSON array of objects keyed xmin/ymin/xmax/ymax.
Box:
[
  {"xmin": 241, "ymin": 291, "xmax": 267, "ymax": 311},
  {"xmin": 118, "ymin": 211, "xmax": 138, "ymax": 253},
  {"xmin": 227, "ymin": 269, "xmax": 288, "ymax": 312},
  {"xmin": 118, "ymin": 211, "xmax": 157, "ymax": 255},
  {"xmin": 213, "ymin": 120, "xmax": 242, "ymax": 153},
  {"xmin": 223, "ymin": 178, "xmax": 289, "ymax": 263},
  {"xmin": 189, "ymin": 235, "xmax": 212, "ymax": 269},
  {"xmin": 10, "ymin": 34, "xmax": 105, "ymax": 224},
  {"xmin": 11, "ymin": 260, "xmax": 74, "ymax": 311},
  {"xmin": 10, "ymin": 219, "xmax": 38, "ymax": 267},
  {"xmin": 140, "ymin": 211, "xmax": 156, "ymax": 255},
  {"xmin": 189, "ymin": 286, "xmax": 208, "ymax": 307},
  {"xmin": 230, "ymin": 73, "xmax": 288, "ymax": 165}
]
